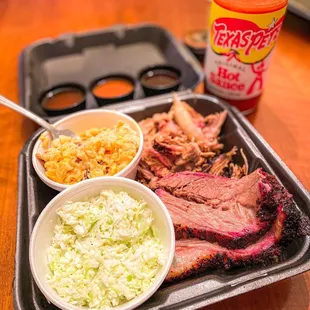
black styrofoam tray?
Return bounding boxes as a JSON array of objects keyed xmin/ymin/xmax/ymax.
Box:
[
  {"xmin": 18, "ymin": 24, "xmax": 203, "ymax": 123},
  {"xmin": 14, "ymin": 91, "xmax": 310, "ymax": 309}
]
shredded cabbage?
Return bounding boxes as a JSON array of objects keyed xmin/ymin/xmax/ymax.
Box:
[{"xmin": 47, "ymin": 190, "xmax": 165, "ymax": 309}]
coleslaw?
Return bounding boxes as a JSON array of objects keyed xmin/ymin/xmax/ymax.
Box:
[{"xmin": 47, "ymin": 190, "xmax": 165, "ymax": 309}]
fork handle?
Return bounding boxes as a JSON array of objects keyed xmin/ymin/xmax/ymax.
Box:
[{"xmin": 0, "ymin": 94, "xmax": 57, "ymax": 134}]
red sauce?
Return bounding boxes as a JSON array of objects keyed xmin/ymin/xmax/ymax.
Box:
[
  {"xmin": 92, "ymin": 79, "xmax": 133, "ymax": 98},
  {"xmin": 42, "ymin": 89, "xmax": 84, "ymax": 110}
]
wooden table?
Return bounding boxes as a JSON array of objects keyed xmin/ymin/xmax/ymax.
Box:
[{"xmin": 0, "ymin": 1, "xmax": 309, "ymax": 309}]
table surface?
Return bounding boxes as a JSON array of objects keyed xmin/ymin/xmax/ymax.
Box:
[{"xmin": 0, "ymin": 0, "xmax": 310, "ymax": 309}]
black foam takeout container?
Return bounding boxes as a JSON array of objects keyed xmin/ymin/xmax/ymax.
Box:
[
  {"xmin": 14, "ymin": 91, "xmax": 310, "ymax": 310},
  {"xmin": 18, "ymin": 24, "xmax": 203, "ymax": 122}
]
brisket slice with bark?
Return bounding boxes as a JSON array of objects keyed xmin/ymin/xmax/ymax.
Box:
[
  {"xmin": 166, "ymin": 233, "xmax": 279, "ymax": 282},
  {"xmin": 166, "ymin": 200, "xmax": 309, "ymax": 282},
  {"xmin": 152, "ymin": 169, "xmax": 289, "ymax": 248}
]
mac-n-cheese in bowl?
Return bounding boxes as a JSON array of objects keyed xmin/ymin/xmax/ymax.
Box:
[{"xmin": 36, "ymin": 121, "xmax": 139, "ymax": 185}]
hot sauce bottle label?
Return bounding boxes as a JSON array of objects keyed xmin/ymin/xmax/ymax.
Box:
[{"xmin": 205, "ymin": 1, "xmax": 287, "ymax": 100}]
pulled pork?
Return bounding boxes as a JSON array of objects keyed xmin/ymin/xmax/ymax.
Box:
[{"xmin": 137, "ymin": 95, "xmax": 248, "ymax": 185}]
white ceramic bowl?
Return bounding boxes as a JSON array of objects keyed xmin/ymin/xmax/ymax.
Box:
[
  {"xmin": 29, "ymin": 177, "xmax": 175, "ymax": 310},
  {"xmin": 32, "ymin": 109, "xmax": 144, "ymax": 191}
]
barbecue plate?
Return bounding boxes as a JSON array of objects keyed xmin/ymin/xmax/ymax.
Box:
[{"xmin": 14, "ymin": 92, "xmax": 310, "ymax": 310}]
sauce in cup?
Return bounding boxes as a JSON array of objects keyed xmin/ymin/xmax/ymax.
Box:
[
  {"xmin": 139, "ymin": 65, "xmax": 181, "ymax": 97},
  {"xmin": 42, "ymin": 89, "xmax": 84, "ymax": 110},
  {"xmin": 92, "ymin": 79, "xmax": 134, "ymax": 98},
  {"xmin": 41, "ymin": 84, "xmax": 86, "ymax": 116},
  {"xmin": 90, "ymin": 74, "xmax": 136, "ymax": 106}
]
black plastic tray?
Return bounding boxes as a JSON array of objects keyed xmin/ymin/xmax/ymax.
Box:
[
  {"xmin": 14, "ymin": 92, "xmax": 310, "ymax": 310},
  {"xmin": 18, "ymin": 24, "xmax": 203, "ymax": 122}
]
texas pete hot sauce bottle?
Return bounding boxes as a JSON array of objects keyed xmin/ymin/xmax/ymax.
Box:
[{"xmin": 204, "ymin": 0, "xmax": 288, "ymax": 114}]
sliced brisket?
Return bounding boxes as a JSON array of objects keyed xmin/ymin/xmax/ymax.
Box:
[
  {"xmin": 166, "ymin": 230, "xmax": 279, "ymax": 282},
  {"xmin": 166, "ymin": 200, "xmax": 309, "ymax": 282},
  {"xmin": 156, "ymin": 188, "xmax": 270, "ymax": 249},
  {"xmin": 151, "ymin": 170, "xmax": 263, "ymax": 206},
  {"xmin": 153, "ymin": 169, "xmax": 305, "ymax": 249}
]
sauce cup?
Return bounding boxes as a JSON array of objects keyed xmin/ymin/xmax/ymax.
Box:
[
  {"xmin": 90, "ymin": 74, "xmax": 136, "ymax": 106},
  {"xmin": 40, "ymin": 83, "xmax": 86, "ymax": 117},
  {"xmin": 139, "ymin": 65, "xmax": 182, "ymax": 97}
]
